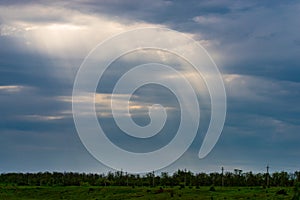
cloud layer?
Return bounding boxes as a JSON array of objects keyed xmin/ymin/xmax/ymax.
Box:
[{"xmin": 0, "ymin": 0, "xmax": 299, "ymax": 173}]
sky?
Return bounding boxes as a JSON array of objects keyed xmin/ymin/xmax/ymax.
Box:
[{"xmin": 0, "ymin": 0, "xmax": 300, "ymax": 174}]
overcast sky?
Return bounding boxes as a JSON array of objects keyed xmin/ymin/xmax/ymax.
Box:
[{"xmin": 0, "ymin": 0, "xmax": 300, "ymax": 174}]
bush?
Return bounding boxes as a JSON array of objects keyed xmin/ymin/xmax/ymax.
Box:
[
  {"xmin": 276, "ymin": 189, "xmax": 287, "ymax": 195},
  {"xmin": 209, "ymin": 186, "xmax": 216, "ymax": 192},
  {"xmin": 293, "ymin": 182, "xmax": 300, "ymax": 200},
  {"xmin": 80, "ymin": 182, "xmax": 90, "ymax": 187}
]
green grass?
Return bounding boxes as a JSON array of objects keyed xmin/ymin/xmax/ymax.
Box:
[{"xmin": 0, "ymin": 186, "xmax": 295, "ymax": 200}]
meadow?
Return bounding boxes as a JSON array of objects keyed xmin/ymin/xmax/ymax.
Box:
[{"xmin": 0, "ymin": 185, "xmax": 295, "ymax": 200}]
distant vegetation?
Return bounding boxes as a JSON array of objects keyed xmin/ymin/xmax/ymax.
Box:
[
  {"xmin": 1, "ymin": 169, "xmax": 300, "ymax": 187},
  {"xmin": 1, "ymin": 170, "xmax": 300, "ymax": 199}
]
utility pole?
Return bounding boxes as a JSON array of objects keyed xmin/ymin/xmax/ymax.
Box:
[
  {"xmin": 184, "ymin": 168, "xmax": 187, "ymax": 187},
  {"xmin": 266, "ymin": 164, "xmax": 270, "ymax": 188},
  {"xmin": 221, "ymin": 167, "xmax": 224, "ymax": 188},
  {"xmin": 126, "ymin": 172, "xmax": 128, "ymax": 186},
  {"xmin": 152, "ymin": 171, "xmax": 155, "ymax": 187}
]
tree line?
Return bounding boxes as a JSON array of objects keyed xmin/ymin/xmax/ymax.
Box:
[{"xmin": 1, "ymin": 169, "xmax": 300, "ymax": 187}]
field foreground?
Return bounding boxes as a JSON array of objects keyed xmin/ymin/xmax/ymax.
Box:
[{"xmin": 0, "ymin": 186, "xmax": 295, "ymax": 200}]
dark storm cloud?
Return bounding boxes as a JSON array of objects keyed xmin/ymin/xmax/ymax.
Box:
[
  {"xmin": 56, "ymin": 0, "xmax": 300, "ymax": 83},
  {"xmin": 2, "ymin": 0, "xmax": 299, "ymax": 80}
]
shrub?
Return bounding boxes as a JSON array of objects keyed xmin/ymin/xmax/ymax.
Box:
[
  {"xmin": 292, "ymin": 182, "xmax": 300, "ymax": 200},
  {"xmin": 209, "ymin": 186, "xmax": 216, "ymax": 192},
  {"xmin": 276, "ymin": 189, "xmax": 287, "ymax": 195}
]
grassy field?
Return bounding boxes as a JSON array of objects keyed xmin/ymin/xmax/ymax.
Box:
[{"xmin": 0, "ymin": 185, "xmax": 295, "ymax": 200}]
